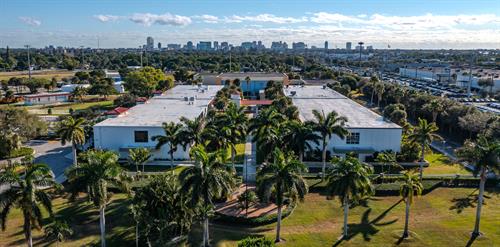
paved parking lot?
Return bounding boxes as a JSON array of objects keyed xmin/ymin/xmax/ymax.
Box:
[{"xmin": 27, "ymin": 140, "xmax": 73, "ymax": 183}]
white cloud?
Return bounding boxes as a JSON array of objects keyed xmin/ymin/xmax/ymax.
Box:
[
  {"xmin": 19, "ymin": 16, "xmax": 41, "ymax": 27},
  {"xmin": 193, "ymin": 14, "xmax": 219, "ymax": 23},
  {"xmin": 94, "ymin": 14, "xmax": 121, "ymax": 22},
  {"xmin": 224, "ymin": 14, "xmax": 307, "ymax": 24},
  {"xmin": 129, "ymin": 13, "xmax": 192, "ymax": 26},
  {"xmin": 310, "ymin": 12, "xmax": 363, "ymax": 24}
]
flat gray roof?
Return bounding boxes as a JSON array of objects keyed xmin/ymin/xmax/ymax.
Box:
[
  {"xmin": 95, "ymin": 85, "xmax": 223, "ymax": 127},
  {"xmin": 218, "ymin": 72, "xmax": 286, "ymax": 81},
  {"xmin": 284, "ymin": 86, "xmax": 401, "ymax": 129}
]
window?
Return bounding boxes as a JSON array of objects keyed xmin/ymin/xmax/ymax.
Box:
[
  {"xmin": 346, "ymin": 132, "xmax": 360, "ymax": 144},
  {"xmin": 134, "ymin": 131, "xmax": 148, "ymax": 143}
]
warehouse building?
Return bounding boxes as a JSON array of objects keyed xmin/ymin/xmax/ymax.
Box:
[
  {"xmin": 93, "ymin": 85, "xmax": 223, "ymax": 161},
  {"xmin": 285, "ymin": 85, "xmax": 402, "ymax": 161}
]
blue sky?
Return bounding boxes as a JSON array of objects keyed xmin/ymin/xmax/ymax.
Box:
[{"xmin": 1, "ymin": 0, "xmax": 500, "ymax": 49}]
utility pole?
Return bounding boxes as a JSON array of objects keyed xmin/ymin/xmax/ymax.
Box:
[
  {"xmin": 25, "ymin": 45, "xmax": 31, "ymax": 79},
  {"xmin": 467, "ymin": 53, "xmax": 473, "ymax": 98},
  {"xmin": 139, "ymin": 46, "xmax": 143, "ymax": 68}
]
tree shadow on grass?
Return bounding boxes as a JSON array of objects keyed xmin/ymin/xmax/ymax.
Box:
[
  {"xmin": 449, "ymin": 189, "xmax": 491, "ymax": 214},
  {"xmin": 344, "ymin": 198, "xmax": 402, "ymax": 242}
]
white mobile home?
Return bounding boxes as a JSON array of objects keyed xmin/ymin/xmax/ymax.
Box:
[
  {"xmin": 93, "ymin": 85, "xmax": 222, "ymax": 161},
  {"xmin": 24, "ymin": 92, "xmax": 71, "ymax": 105},
  {"xmin": 285, "ymin": 86, "xmax": 402, "ymax": 161}
]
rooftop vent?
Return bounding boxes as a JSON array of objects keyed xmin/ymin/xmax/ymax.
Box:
[
  {"xmin": 290, "ymin": 91, "xmax": 297, "ymax": 96},
  {"xmin": 184, "ymin": 96, "xmax": 189, "ymax": 101}
]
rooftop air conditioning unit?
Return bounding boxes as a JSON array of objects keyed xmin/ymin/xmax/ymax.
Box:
[
  {"xmin": 290, "ymin": 91, "xmax": 296, "ymax": 96},
  {"xmin": 184, "ymin": 96, "xmax": 189, "ymax": 101},
  {"xmin": 322, "ymin": 84, "xmax": 327, "ymax": 89}
]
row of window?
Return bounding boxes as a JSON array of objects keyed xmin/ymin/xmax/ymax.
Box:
[{"xmin": 135, "ymin": 130, "xmax": 360, "ymax": 145}]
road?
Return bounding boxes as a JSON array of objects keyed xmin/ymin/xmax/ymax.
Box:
[{"xmin": 27, "ymin": 140, "xmax": 73, "ymax": 183}]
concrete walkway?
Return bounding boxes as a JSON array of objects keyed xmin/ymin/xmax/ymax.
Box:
[{"xmin": 242, "ymin": 135, "xmax": 257, "ymax": 182}]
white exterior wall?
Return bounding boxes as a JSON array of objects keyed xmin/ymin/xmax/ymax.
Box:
[
  {"xmin": 310, "ymin": 128, "xmax": 402, "ymax": 161},
  {"xmin": 399, "ymin": 68, "xmax": 436, "ymax": 81},
  {"xmin": 93, "ymin": 126, "xmax": 190, "ymax": 160},
  {"xmin": 24, "ymin": 95, "xmax": 69, "ymax": 105},
  {"xmin": 456, "ymin": 74, "xmax": 500, "ymax": 92}
]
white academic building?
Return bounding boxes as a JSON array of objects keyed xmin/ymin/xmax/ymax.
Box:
[
  {"xmin": 93, "ymin": 85, "xmax": 223, "ymax": 161},
  {"xmin": 285, "ymin": 85, "xmax": 402, "ymax": 161}
]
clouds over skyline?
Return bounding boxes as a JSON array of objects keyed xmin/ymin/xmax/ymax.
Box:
[
  {"xmin": 19, "ymin": 16, "xmax": 41, "ymax": 27},
  {"xmin": 9, "ymin": 12, "xmax": 500, "ymax": 49}
]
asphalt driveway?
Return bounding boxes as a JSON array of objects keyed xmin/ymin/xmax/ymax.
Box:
[{"xmin": 27, "ymin": 140, "xmax": 73, "ymax": 183}]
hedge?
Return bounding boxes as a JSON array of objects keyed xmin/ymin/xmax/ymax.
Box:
[
  {"xmin": 373, "ymin": 180, "xmax": 442, "ymax": 196},
  {"xmin": 214, "ymin": 201, "xmax": 297, "ymax": 226},
  {"xmin": 237, "ymin": 236, "xmax": 274, "ymax": 247},
  {"xmin": 2, "ymin": 147, "xmax": 34, "ymax": 159}
]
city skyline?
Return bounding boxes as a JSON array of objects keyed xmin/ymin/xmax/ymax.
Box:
[{"xmin": 1, "ymin": 0, "xmax": 500, "ymax": 49}]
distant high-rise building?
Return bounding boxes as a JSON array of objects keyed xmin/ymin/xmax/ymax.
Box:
[
  {"xmin": 185, "ymin": 41, "xmax": 194, "ymax": 50},
  {"xmin": 213, "ymin": 41, "xmax": 219, "ymax": 50},
  {"xmin": 366, "ymin": 45, "xmax": 373, "ymax": 52},
  {"xmin": 292, "ymin": 42, "xmax": 306, "ymax": 50},
  {"xmin": 167, "ymin": 44, "xmax": 181, "ymax": 50},
  {"xmin": 158, "ymin": 42, "xmax": 162, "ymax": 49},
  {"xmin": 271, "ymin": 41, "xmax": 288, "ymax": 51},
  {"xmin": 346, "ymin": 42, "xmax": 352, "ymax": 51},
  {"xmin": 146, "ymin": 36, "xmax": 154, "ymax": 50},
  {"xmin": 324, "ymin": 41, "xmax": 329, "ymax": 50},
  {"xmin": 220, "ymin": 42, "xmax": 229, "ymax": 51},
  {"xmin": 197, "ymin": 41, "xmax": 212, "ymax": 51}
]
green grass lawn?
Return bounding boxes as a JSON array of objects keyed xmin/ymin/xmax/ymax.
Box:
[
  {"xmin": 226, "ymin": 143, "xmax": 245, "ymax": 164},
  {"xmin": 424, "ymin": 151, "xmax": 471, "ymax": 175},
  {"xmin": 1, "ymin": 187, "xmax": 498, "ymax": 246},
  {"xmin": 25, "ymin": 100, "xmax": 114, "ymax": 115},
  {"xmin": 190, "ymin": 187, "xmax": 500, "ymax": 247}
]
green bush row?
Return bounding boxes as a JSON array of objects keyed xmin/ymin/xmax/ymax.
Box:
[
  {"xmin": 237, "ymin": 236, "xmax": 274, "ymax": 247},
  {"xmin": 2, "ymin": 147, "xmax": 34, "ymax": 159}
]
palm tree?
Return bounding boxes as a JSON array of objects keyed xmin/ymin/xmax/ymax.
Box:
[
  {"xmin": 399, "ymin": 170, "xmax": 423, "ymax": 239},
  {"xmin": 66, "ymin": 150, "xmax": 130, "ymax": 247},
  {"xmin": 152, "ymin": 122, "xmax": 183, "ymax": 169},
  {"xmin": 326, "ymin": 156, "xmax": 374, "ymax": 239},
  {"xmin": 408, "ymin": 118, "xmax": 442, "ymax": 180},
  {"xmin": 219, "ymin": 103, "xmax": 248, "ymax": 169},
  {"xmin": 250, "ymin": 107, "xmax": 287, "ymax": 161},
  {"xmin": 132, "ymin": 173, "xmax": 194, "ymax": 246},
  {"xmin": 0, "ymin": 163, "xmax": 59, "ymax": 247},
  {"xmin": 308, "ymin": 110, "xmax": 348, "ymax": 180},
  {"xmin": 374, "ymin": 83, "xmax": 385, "ymax": 108},
  {"xmin": 423, "ymin": 99, "xmax": 444, "ymax": 123},
  {"xmin": 179, "ymin": 115, "xmax": 205, "ymax": 148},
  {"xmin": 128, "ymin": 147, "xmax": 152, "ymax": 172},
  {"xmin": 375, "ymin": 151, "xmax": 400, "ymax": 174},
  {"xmin": 179, "ymin": 145, "xmax": 235, "ymax": 247},
  {"xmin": 244, "ymin": 76, "xmax": 251, "ymax": 99},
  {"xmin": 456, "ymin": 135, "xmax": 500, "ymax": 237},
  {"xmin": 44, "ymin": 219, "xmax": 73, "ymax": 246},
  {"xmin": 57, "ymin": 116, "xmax": 86, "ymax": 167},
  {"xmin": 282, "ymin": 120, "xmax": 320, "ymax": 162},
  {"xmin": 258, "ymin": 148, "xmax": 308, "ymax": 243}
]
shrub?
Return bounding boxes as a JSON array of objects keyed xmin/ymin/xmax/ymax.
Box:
[
  {"xmin": 1, "ymin": 147, "xmax": 34, "ymax": 159},
  {"xmin": 238, "ymin": 236, "xmax": 274, "ymax": 247},
  {"xmin": 238, "ymin": 190, "xmax": 258, "ymax": 210}
]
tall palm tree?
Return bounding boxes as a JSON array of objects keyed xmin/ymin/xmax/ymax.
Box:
[
  {"xmin": 152, "ymin": 122, "xmax": 183, "ymax": 169},
  {"xmin": 244, "ymin": 76, "xmax": 251, "ymax": 99},
  {"xmin": 258, "ymin": 148, "xmax": 308, "ymax": 243},
  {"xmin": 179, "ymin": 115, "xmax": 205, "ymax": 148},
  {"xmin": 408, "ymin": 118, "xmax": 442, "ymax": 180},
  {"xmin": 57, "ymin": 116, "xmax": 86, "ymax": 167},
  {"xmin": 0, "ymin": 163, "xmax": 59, "ymax": 247},
  {"xmin": 179, "ymin": 145, "xmax": 235, "ymax": 247},
  {"xmin": 219, "ymin": 103, "xmax": 248, "ymax": 169},
  {"xmin": 456, "ymin": 135, "xmax": 499, "ymax": 237},
  {"xmin": 374, "ymin": 83, "xmax": 385, "ymax": 108},
  {"xmin": 423, "ymin": 99, "xmax": 444, "ymax": 123},
  {"xmin": 250, "ymin": 107, "xmax": 287, "ymax": 161},
  {"xmin": 326, "ymin": 156, "xmax": 374, "ymax": 239},
  {"xmin": 399, "ymin": 170, "xmax": 423, "ymax": 239},
  {"xmin": 308, "ymin": 110, "xmax": 348, "ymax": 180},
  {"xmin": 132, "ymin": 173, "xmax": 194, "ymax": 246},
  {"xmin": 282, "ymin": 120, "xmax": 320, "ymax": 162},
  {"xmin": 66, "ymin": 150, "xmax": 130, "ymax": 247},
  {"xmin": 128, "ymin": 147, "xmax": 152, "ymax": 172},
  {"xmin": 44, "ymin": 219, "xmax": 73, "ymax": 246}
]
